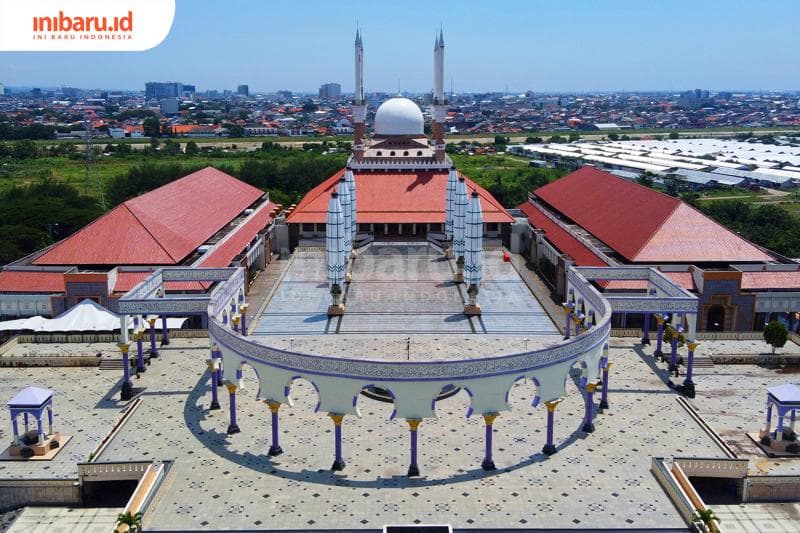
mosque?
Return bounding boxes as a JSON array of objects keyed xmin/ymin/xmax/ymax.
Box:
[{"xmin": 286, "ymin": 30, "xmax": 513, "ymax": 243}]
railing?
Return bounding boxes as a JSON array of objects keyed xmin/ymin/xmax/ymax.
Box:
[
  {"xmin": 743, "ymin": 475, "xmax": 800, "ymax": 502},
  {"xmin": 674, "ymin": 457, "xmax": 749, "ymax": 479},
  {"xmin": 651, "ymin": 457, "xmax": 698, "ymax": 526},
  {"xmin": 78, "ymin": 461, "xmax": 152, "ymax": 482}
]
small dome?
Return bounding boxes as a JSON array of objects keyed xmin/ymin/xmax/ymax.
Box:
[{"xmin": 374, "ymin": 97, "xmax": 424, "ymax": 136}]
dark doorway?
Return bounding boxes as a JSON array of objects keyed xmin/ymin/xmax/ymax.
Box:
[
  {"xmin": 689, "ymin": 476, "xmax": 741, "ymax": 504},
  {"xmin": 707, "ymin": 305, "xmax": 726, "ymax": 331},
  {"xmin": 82, "ymin": 479, "xmax": 139, "ymax": 506}
]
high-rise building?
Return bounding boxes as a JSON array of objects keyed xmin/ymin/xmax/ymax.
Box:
[
  {"xmin": 318, "ymin": 82, "xmax": 342, "ymax": 99},
  {"xmin": 182, "ymin": 84, "xmax": 196, "ymax": 97},
  {"xmin": 0, "ymin": 82, "xmax": 5, "ymax": 96},
  {"xmin": 277, "ymin": 90, "xmax": 293, "ymax": 100},
  {"xmin": 237, "ymin": 84, "xmax": 249, "ymax": 97},
  {"xmin": 159, "ymin": 97, "xmax": 180, "ymax": 115},
  {"xmin": 145, "ymin": 81, "xmax": 184, "ymax": 100}
]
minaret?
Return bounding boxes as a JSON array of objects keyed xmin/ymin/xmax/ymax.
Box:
[
  {"xmin": 432, "ymin": 28, "xmax": 446, "ymax": 162},
  {"xmin": 353, "ymin": 28, "xmax": 367, "ymax": 162}
]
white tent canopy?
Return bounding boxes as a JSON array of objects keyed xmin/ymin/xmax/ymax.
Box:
[{"xmin": 0, "ymin": 299, "xmax": 187, "ymax": 332}]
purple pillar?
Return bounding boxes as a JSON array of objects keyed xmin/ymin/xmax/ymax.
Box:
[
  {"xmin": 543, "ymin": 401, "xmax": 559, "ymax": 455},
  {"xmin": 669, "ymin": 336, "xmax": 679, "ymax": 373},
  {"xmin": 330, "ymin": 414, "xmax": 345, "ymax": 471},
  {"xmin": 564, "ymin": 312, "xmax": 572, "ymax": 340},
  {"xmin": 240, "ymin": 310, "xmax": 247, "ymax": 336},
  {"xmin": 208, "ymin": 363, "xmax": 220, "ymax": 410},
  {"xmin": 47, "ymin": 407, "xmax": 53, "ymax": 434},
  {"xmin": 599, "ymin": 364, "xmax": 611, "ymax": 410},
  {"xmin": 642, "ymin": 313, "xmax": 651, "ymax": 345},
  {"xmin": 161, "ymin": 315, "xmax": 169, "ymax": 345},
  {"xmin": 766, "ymin": 399, "xmax": 773, "ymax": 431},
  {"xmin": 582, "ymin": 384, "xmax": 596, "ymax": 433},
  {"xmin": 226, "ymin": 382, "xmax": 240, "ymax": 434},
  {"xmin": 682, "ymin": 342, "xmax": 697, "ymax": 398},
  {"xmin": 407, "ymin": 419, "xmax": 421, "ymax": 477},
  {"xmin": 36, "ymin": 416, "xmax": 44, "ymax": 443},
  {"xmin": 148, "ymin": 319, "xmax": 159, "ymax": 358},
  {"xmin": 232, "ymin": 318, "xmax": 239, "ymax": 334},
  {"xmin": 654, "ymin": 318, "xmax": 665, "ymax": 358},
  {"xmin": 120, "ymin": 344, "xmax": 133, "ymax": 400},
  {"xmin": 482, "ymin": 413, "xmax": 497, "ymax": 471},
  {"xmin": 212, "ymin": 349, "xmax": 223, "ymax": 387},
  {"xmin": 135, "ymin": 334, "xmax": 146, "ymax": 373},
  {"xmin": 11, "ymin": 416, "xmax": 19, "ymax": 444},
  {"xmin": 268, "ymin": 401, "xmax": 283, "ymax": 456}
]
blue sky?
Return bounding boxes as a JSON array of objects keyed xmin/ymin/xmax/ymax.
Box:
[{"xmin": 1, "ymin": 0, "xmax": 798, "ymax": 93}]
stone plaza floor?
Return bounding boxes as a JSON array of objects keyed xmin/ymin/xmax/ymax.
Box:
[
  {"xmin": 80, "ymin": 337, "xmax": 724, "ymax": 531},
  {"xmin": 254, "ymin": 245, "xmax": 560, "ymax": 336}
]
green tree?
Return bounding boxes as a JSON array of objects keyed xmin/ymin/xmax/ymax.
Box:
[
  {"xmin": 226, "ymin": 124, "xmax": 244, "ymax": 138},
  {"xmin": 568, "ymin": 132, "xmax": 580, "ymax": 142},
  {"xmin": 636, "ymin": 172, "xmax": 655, "ymax": 188},
  {"xmin": 607, "ymin": 132, "xmax": 619, "ymax": 141},
  {"xmin": 163, "ymin": 138, "xmax": 181, "ymax": 156},
  {"xmin": 185, "ymin": 141, "xmax": 199, "ymax": 155},
  {"xmin": 764, "ymin": 321, "xmax": 788, "ymax": 354},
  {"xmin": 493, "ymin": 135, "xmax": 511, "ymax": 145},
  {"xmin": 142, "ymin": 116, "xmax": 161, "ymax": 138},
  {"xmin": 525, "ymin": 136, "xmax": 543, "ymax": 144},
  {"xmin": 668, "ymin": 131, "xmax": 680, "ymax": 140},
  {"xmin": 116, "ymin": 511, "xmax": 143, "ymax": 532},
  {"xmin": 548, "ymin": 135, "xmax": 566, "ymax": 144},
  {"xmin": 11, "ymin": 139, "xmax": 38, "ymax": 160}
]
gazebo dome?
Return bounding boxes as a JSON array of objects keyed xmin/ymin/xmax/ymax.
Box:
[{"xmin": 374, "ymin": 97, "xmax": 424, "ymax": 136}]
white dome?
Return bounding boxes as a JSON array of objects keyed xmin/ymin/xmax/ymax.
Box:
[{"xmin": 374, "ymin": 97, "xmax": 424, "ymax": 136}]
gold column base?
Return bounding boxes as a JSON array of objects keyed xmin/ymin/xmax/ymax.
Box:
[
  {"xmin": 464, "ymin": 304, "xmax": 482, "ymax": 316},
  {"xmin": 327, "ymin": 304, "xmax": 345, "ymax": 316}
]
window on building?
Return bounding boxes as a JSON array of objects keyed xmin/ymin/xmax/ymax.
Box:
[
  {"xmin": 376, "ymin": 151, "xmax": 382, "ymax": 156},
  {"xmin": 417, "ymin": 151, "xmax": 423, "ymax": 156},
  {"xmin": 487, "ymin": 223, "xmax": 499, "ymax": 232},
  {"xmin": 403, "ymin": 151, "xmax": 409, "ymax": 156},
  {"xmin": 302, "ymin": 223, "xmax": 314, "ymax": 232},
  {"xmin": 390, "ymin": 151, "xmax": 396, "ymax": 156}
]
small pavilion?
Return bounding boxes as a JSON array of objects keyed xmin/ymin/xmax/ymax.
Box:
[
  {"xmin": 6, "ymin": 385, "xmax": 66, "ymax": 458},
  {"xmin": 760, "ymin": 383, "xmax": 800, "ymax": 452}
]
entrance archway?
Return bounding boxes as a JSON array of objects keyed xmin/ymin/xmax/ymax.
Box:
[{"xmin": 707, "ymin": 305, "xmax": 726, "ymax": 331}]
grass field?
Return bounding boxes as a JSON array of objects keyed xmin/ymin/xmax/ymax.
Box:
[{"xmin": 31, "ymin": 125, "xmax": 800, "ymax": 148}]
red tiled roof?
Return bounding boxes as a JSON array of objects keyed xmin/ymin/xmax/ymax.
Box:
[
  {"xmin": 741, "ymin": 270, "xmax": 800, "ymax": 290},
  {"xmin": 287, "ymin": 170, "xmax": 514, "ymax": 225},
  {"xmin": 517, "ymin": 201, "xmax": 607, "ymax": 267},
  {"xmin": 604, "ymin": 272, "xmax": 696, "ymax": 291},
  {"xmin": 533, "ymin": 167, "xmax": 773, "ymax": 263},
  {"xmin": 34, "ymin": 167, "xmax": 265, "ymax": 266},
  {"xmin": 0, "ymin": 271, "xmax": 66, "ymax": 293},
  {"xmin": 199, "ymin": 203, "xmax": 275, "ymax": 268}
]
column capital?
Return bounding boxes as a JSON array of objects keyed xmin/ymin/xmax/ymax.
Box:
[
  {"xmin": 117, "ymin": 342, "xmax": 131, "ymax": 354},
  {"xmin": 134, "ymin": 331, "xmax": 144, "ymax": 341},
  {"xmin": 206, "ymin": 359, "xmax": 217, "ymax": 372},
  {"xmin": 329, "ymin": 413, "xmax": 345, "ymax": 426},
  {"xmin": 687, "ymin": 341, "xmax": 700, "ymax": 351},
  {"xmin": 232, "ymin": 315, "xmax": 241, "ymax": 326},
  {"xmin": 545, "ymin": 399, "xmax": 563, "ymax": 412},
  {"xmin": 586, "ymin": 383, "xmax": 597, "ymax": 394},
  {"xmin": 406, "ymin": 418, "xmax": 422, "ymax": 431},
  {"xmin": 240, "ymin": 303, "xmax": 249, "ymax": 313},
  {"xmin": 482, "ymin": 412, "xmax": 498, "ymax": 426},
  {"xmin": 655, "ymin": 314, "xmax": 666, "ymax": 325},
  {"xmin": 266, "ymin": 400, "xmax": 281, "ymax": 413},
  {"xmin": 224, "ymin": 380, "xmax": 237, "ymax": 395},
  {"xmin": 148, "ymin": 317, "xmax": 157, "ymax": 327}
]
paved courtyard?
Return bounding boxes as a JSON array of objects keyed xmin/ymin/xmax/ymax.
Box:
[
  {"xmin": 254, "ymin": 245, "xmax": 559, "ymax": 336},
  {"xmin": 63, "ymin": 337, "xmax": 724, "ymax": 531}
]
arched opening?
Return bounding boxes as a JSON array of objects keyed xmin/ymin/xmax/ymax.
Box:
[
  {"xmin": 355, "ymin": 384, "xmax": 398, "ymax": 420},
  {"xmin": 707, "ymin": 305, "xmax": 725, "ymax": 331},
  {"xmin": 431, "ymin": 385, "xmax": 473, "ymax": 419},
  {"xmin": 286, "ymin": 376, "xmax": 321, "ymax": 412},
  {"xmin": 403, "ymin": 150, "xmax": 409, "ymax": 156}
]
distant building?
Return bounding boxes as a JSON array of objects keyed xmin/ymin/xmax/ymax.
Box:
[
  {"xmin": 237, "ymin": 84, "xmax": 249, "ymax": 97},
  {"xmin": 318, "ymin": 82, "xmax": 341, "ymax": 99},
  {"xmin": 677, "ymin": 89, "xmax": 713, "ymax": 109},
  {"xmin": 277, "ymin": 90, "xmax": 293, "ymax": 100},
  {"xmin": 145, "ymin": 81, "xmax": 183, "ymax": 101},
  {"xmin": 182, "ymin": 84, "xmax": 196, "ymax": 97},
  {"xmin": 159, "ymin": 97, "xmax": 180, "ymax": 115},
  {"xmin": 0, "ymin": 82, "xmax": 4, "ymax": 96}
]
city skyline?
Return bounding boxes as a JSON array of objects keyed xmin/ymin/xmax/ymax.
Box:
[{"xmin": 0, "ymin": 0, "xmax": 799, "ymax": 93}]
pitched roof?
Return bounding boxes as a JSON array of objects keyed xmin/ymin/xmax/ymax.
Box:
[
  {"xmin": 0, "ymin": 271, "xmax": 67, "ymax": 293},
  {"xmin": 112, "ymin": 272, "xmax": 203, "ymax": 294},
  {"xmin": 517, "ymin": 202, "xmax": 606, "ymax": 267},
  {"xmin": 8, "ymin": 385, "xmax": 53, "ymax": 407},
  {"xmin": 741, "ymin": 270, "xmax": 800, "ymax": 290},
  {"xmin": 33, "ymin": 167, "xmax": 265, "ymax": 266},
  {"xmin": 198, "ymin": 202, "xmax": 275, "ymax": 268},
  {"xmin": 287, "ymin": 169, "xmax": 514, "ymax": 225},
  {"xmin": 533, "ymin": 166, "xmax": 773, "ymax": 263}
]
